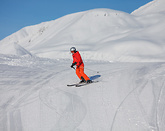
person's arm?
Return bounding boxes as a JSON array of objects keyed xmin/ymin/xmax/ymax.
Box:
[{"xmin": 71, "ymin": 62, "xmax": 77, "ymax": 68}]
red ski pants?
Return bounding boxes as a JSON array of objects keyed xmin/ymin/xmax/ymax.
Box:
[{"xmin": 76, "ymin": 66, "xmax": 90, "ymax": 81}]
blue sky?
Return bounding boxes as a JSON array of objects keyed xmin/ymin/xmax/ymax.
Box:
[{"xmin": 0, "ymin": 0, "xmax": 152, "ymax": 40}]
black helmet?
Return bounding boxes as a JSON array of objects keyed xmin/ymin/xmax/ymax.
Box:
[{"xmin": 70, "ymin": 47, "xmax": 76, "ymax": 52}]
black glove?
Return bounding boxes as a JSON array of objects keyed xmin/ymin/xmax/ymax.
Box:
[
  {"xmin": 71, "ymin": 64, "xmax": 74, "ymax": 68},
  {"xmin": 71, "ymin": 62, "xmax": 77, "ymax": 69}
]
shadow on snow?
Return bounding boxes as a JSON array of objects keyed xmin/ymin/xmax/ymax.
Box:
[{"xmin": 89, "ymin": 75, "xmax": 101, "ymax": 80}]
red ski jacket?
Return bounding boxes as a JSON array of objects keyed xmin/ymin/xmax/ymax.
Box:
[{"xmin": 72, "ymin": 51, "xmax": 84, "ymax": 67}]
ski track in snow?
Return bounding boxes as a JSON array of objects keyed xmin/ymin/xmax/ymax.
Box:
[{"xmin": 0, "ymin": 56, "xmax": 165, "ymax": 131}]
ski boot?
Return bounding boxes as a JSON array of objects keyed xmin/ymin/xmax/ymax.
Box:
[
  {"xmin": 87, "ymin": 80, "xmax": 92, "ymax": 83},
  {"xmin": 79, "ymin": 77, "xmax": 86, "ymax": 83}
]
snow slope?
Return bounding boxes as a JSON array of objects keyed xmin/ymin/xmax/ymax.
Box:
[
  {"xmin": 132, "ymin": 0, "xmax": 165, "ymax": 15},
  {"xmin": 0, "ymin": 42, "xmax": 32, "ymax": 56},
  {"xmin": 0, "ymin": 55, "xmax": 165, "ymax": 131},
  {"xmin": 0, "ymin": 0, "xmax": 165, "ymax": 62}
]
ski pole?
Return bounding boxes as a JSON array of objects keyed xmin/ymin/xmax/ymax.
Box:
[
  {"xmin": 85, "ymin": 67, "xmax": 99, "ymax": 73},
  {"xmin": 71, "ymin": 67, "xmax": 76, "ymax": 70},
  {"xmin": 71, "ymin": 66, "xmax": 99, "ymax": 73}
]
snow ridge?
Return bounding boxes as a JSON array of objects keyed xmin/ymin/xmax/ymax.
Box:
[
  {"xmin": 132, "ymin": 0, "xmax": 165, "ymax": 15},
  {"xmin": 0, "ymin": 0, "xmax": 165, "ymax": 62}
]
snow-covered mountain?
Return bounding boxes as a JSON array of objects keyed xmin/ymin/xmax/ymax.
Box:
[
  {"xmin": 1, "ymin": 1, "xmax": 165, "ymax": 131},
  {"xmin": 132, "ymin": 0, "xmax": 165, "ymax": 15},
  {"xmin": 0, "ymin": 0, "xmax": 165, "ymax": 62}
]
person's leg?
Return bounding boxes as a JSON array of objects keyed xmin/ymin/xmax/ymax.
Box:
[
  {"xmin": 76, "ymin": 67, "xmax": 82, "ymax": 80},
  {"xmin": 79, "ymin": 66, "xmax": 90, "ymax": 81}
]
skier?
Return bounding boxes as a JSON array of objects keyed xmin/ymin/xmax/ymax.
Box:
[{"xmin": 70, "ymin": 47, "xmax": 92, "ymax": 83}]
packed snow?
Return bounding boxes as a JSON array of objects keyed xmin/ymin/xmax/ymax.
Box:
[
  {"xmin": 0, "ymin": 55, "xmax": 165, "ymax": 131},
  {"xmin": 0, "ymin": 0, "xmax": 165, "ymax": 131}
]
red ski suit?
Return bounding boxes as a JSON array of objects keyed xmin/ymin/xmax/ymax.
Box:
[{"xmin": 72, "ymin": 51, "xmax": 90, "ymax": 81}]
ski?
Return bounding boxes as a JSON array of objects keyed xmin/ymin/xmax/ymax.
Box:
[
  {"xmin": 76, "ymin": 80, "xmax": 99, "ymax": 87},
  {"xmin": 67, "ymin": 81, "xmax": 99, "ymax": 87},
  {"xmin": 67, "ymin": 83, "xmax": 79, "ymax": 87}
]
